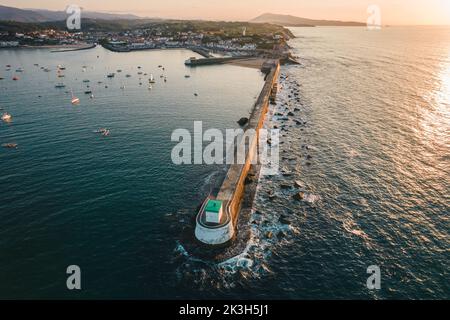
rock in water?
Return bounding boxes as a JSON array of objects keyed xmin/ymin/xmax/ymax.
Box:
[
  {"xmin": 294, "ymin": 180, "xmax": 305, "ymax": 188},
  {"xmin": 237, "ymin": 117, "xmax": 249, "ymax": 126},
  {"xmin": 294, "ymin": 192, "xmax": 305, "ymax": 201}
]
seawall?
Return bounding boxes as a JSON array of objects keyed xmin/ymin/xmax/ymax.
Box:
[{"xmin": 216, "ymin": 61, "xmax": 280, "ymax": 233}]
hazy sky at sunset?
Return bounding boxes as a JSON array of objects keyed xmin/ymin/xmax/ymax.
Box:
[{"xmin": 1, "ymin": 0, "xmax": 450, "ymax": 25}]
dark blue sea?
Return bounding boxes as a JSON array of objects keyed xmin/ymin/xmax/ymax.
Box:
[{"xmin": 0, "ymin": 27, "xmax": 449, "ymax": 299}]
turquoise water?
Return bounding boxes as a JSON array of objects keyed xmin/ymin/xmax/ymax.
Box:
[
  {"xmin": 1, "ymin": 27, "xmax": 449, "ymax": 299},
  {"xmin": 222, "ymin": 26, "xmax": 449, "ymax": 299},
  {"xmin": 0, "ymin": 47, "xmax": 264, "ymax": 298},
  {"xmin": 173, "ymin": 27, "xmax": 449, "ymax": 300}
]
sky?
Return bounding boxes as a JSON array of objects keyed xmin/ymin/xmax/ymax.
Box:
[{"xmin": 1, "ymin": 0, "xmax": 450, "ymax": 25}]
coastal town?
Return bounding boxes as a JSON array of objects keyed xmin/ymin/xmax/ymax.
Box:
[{"xmin": 0, "ymin": 20, "xmax": 294, "ymax": 60}]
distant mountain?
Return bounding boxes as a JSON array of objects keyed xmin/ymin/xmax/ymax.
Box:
[
  {"xmin": 32, "ymin": 9, "xmax": 143, "ymax": 21},
  {"xmin": 0, "ymin": 5, "xmax": 49, "ymax": 22},
  {"xmin": 0, "ymin": 5, "xmax": 144, "ymax": 23},
  {"xmin": 251, "ymin": 13, "xmax": 365, "ymax": 27}
]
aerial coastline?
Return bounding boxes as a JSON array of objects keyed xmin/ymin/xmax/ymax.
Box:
[{"xmin": 2, "ymin": 2, "xmax": 448, "ymax": 302}]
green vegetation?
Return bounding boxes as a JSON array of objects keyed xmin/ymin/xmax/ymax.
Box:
[{"xmin": 0, "ymin": 18, "xmax": 294, "ymax": 39}]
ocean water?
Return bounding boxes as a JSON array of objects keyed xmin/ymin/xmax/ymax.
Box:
[
  {"xmin": 1, "ymin": 26, "xmax": 449, "ymax": 300},
  {"xmin": 0, "ymin": 47, "xmax": 264, "ymax": 298},
  {"xmin": 172, "ymin": 27, "xmax": 449, "ymax": 300}
]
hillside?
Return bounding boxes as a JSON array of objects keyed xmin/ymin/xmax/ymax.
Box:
[
  {"xmin": 251, "ymin": 13, "xmax": 365, "ymax": 27},
  {"xmin": 0, "ymin": 5, "xmax": 144, "ymax": 23}
]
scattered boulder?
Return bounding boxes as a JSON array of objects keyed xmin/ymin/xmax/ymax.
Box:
[
  {"xmin": 237, "ymin": 117, "xmax": 249, "ymax": 126},
  {"xmin": 277, "ymin": 231, "xmax": 286, "ymax": 239},
  {"xmin": 279, "ymin": 215, "xmax": 291, "ymax": 225},
  {"xmin": 294, "ymin": 180, "xmax": 305, "ymax": 188},
  {"xmin": 294, "ymin": 192, "xmax": 305, "ymax": 201},
  {"xmin": 280, "ymin": 183, "xmax": 291, "ymax": 189}
]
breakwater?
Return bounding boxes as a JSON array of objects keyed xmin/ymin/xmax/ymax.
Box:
[{"xmin": 218, "ymin": 61, "xmax": 279, "ymax": 226}]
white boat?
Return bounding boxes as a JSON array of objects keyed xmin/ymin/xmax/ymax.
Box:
[
  {"xmin": 55, "ymin": 83, "xmax": 66, "ymax": 88},
  {"xmin": 2, "ymin": 143, "xmax": 18, "ymax": 149},
  {"xmin": 1, "ymin": 112, "xmax": 12, "ymax": 122},
  {"xmin": 149, "ymin": 74, "xmax": 156, "ymax": 83},
  {"xmin": 71, "ymin": 90, "xmax": 80, "ymax": 105}
]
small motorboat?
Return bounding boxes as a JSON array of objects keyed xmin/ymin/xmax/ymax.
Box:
[
  {"xmin": 194, "ymin": 93, "xmax": 198, "ymax": 96},
  {"xmin": 84, "ymin": 90, "xmax": 92, "ymax": 94},
  {"xmin": 71, "ymin": 90, "xmax": 80, "ymax": 105},
  {"xmin": 117, "ymin": 69, "xmax": 122, "ymax": 73},
  {"xmin": 94, "ymin": 128, "xmax": 110, "ymax": 136},
  {"xmin": 16, "ymin": 68, "xmax": 24, "ymax": 72},
  {"xmin": 55, "ymin": 83, "xmax": 66, "ymax": 88},
  {"xmin": 126, "ymin": 74, "xmax": 131, "ymax": 78},
  {"xmin": 12, "ymin": 76, "xmax": 19, "ymax": 81},
  {"xmin": 184, "ymin": 75, "xmax": 191, "ymax": 78},
  {"xmin": 1, "ymin": 112, "xmax": 12, "ymax": 122},
  {"xmin": 83, "ymin": 79, "xmax": 90, "ymax": 83},
  {"xmin": 149, "ymin": 74, "xmax": 156, "ymax": 83},
  {"xmin": 2, "ymin": 143, "xmax": 18, "ymax": 149},
  {"xmin": 107, "ymin": 73, "xmax": 115, "ymax": 78},
  {"xmin": 148, "ymin": 84, "xmax": 153, "ymax": 90},
  {"xmin": 94, "ymin": 128, "xmax": 107, "ymax": 133}
]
